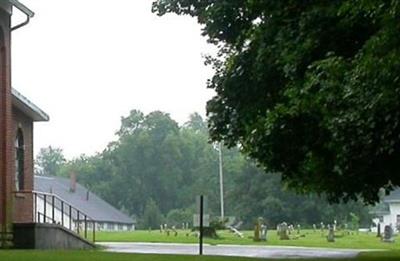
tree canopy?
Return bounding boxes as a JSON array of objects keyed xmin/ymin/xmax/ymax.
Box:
[
  {"xmin": 44, "ymin": 110, "xmax": 371, "ymax": 228},
  {"xmin": 152, "ymin": 0, "xmax": 400, "ymax": 203},
  {"xmin": 35, "ymin": 146, "xmax": 66, "ymax": 176}
]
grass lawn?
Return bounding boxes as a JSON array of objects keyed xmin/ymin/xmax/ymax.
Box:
[
  {"xmin": 96, "ymin": 229, "xmax": 400, "ymax": 250},
  {"xmin": 0, "ymin": 250, "xmax": 400, "ymax": 261}
]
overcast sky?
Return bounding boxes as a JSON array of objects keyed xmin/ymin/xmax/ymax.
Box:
[{"xmin": 11, "ymin": 0, "xmax": 215, "ymax": 159}]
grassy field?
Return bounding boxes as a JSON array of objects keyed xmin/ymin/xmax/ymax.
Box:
[
  {"xmin": 0, "ymin": 250, "xmax": 400, "ymax": 261},
  {"xmin": 96, "ymin": 229, "xmax": 400, "ymax": 250}
]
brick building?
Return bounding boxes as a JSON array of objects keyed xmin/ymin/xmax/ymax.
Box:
[{"xmin": 0, "ymin": 0, "xmax": 49, "ymax": 245}]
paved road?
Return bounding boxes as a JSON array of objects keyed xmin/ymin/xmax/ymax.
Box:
[{"xmin": 99, "ymin": 242, "xmax": 364, "ymax": 259}]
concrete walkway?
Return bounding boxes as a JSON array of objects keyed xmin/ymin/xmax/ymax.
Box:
[{"xmin": 99, "ymin": 242, "xmax": 364, "ymax": 259}]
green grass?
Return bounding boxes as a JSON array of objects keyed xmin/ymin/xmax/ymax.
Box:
[
  {"xmin": 96, "ymin": 229, "xmax": 400, "ymax": 250},
  {"xmin": 0, "ymin": 250, "xmax": 399, "ymax": 261}
]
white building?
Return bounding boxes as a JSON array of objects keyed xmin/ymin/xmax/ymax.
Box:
[
  {"xmin": 371, "ymin": 189, "xmax": 400, "ymax": 233},
  {"xmin": 34, "ymin": 175, "xmax": 135, "ymax": 232}
]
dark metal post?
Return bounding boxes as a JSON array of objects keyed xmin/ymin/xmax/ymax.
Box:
[
  {"xmin": 34, "ymin": 193, "xmax": 37, "ymax": 222},
  {"xmin": 61, "ymin": 201, "xmax": 64, "ymax": 226},
  {"xmin": 43, "ymin": 194, "xmax": 47, "ymax": 223},
  {"xmin": 52, "ymin": 195, "xmax": 55, "ymax": 223},
  {"xmin": 84, "ymin": 215, "xmax": 87, "ymax": 239},
  {"xmin": 77, "ymin": 210, "xmax": 80, "ymax": 234},
  {"xmin": 199, "ymin": 195, "xmax": 203, "ymax": 255},
  {"xmin": 93, "ymin": 221, "xmax": 96, "ymax": 242},
  {"xmin": 69, "ymin": 205, "xmax": 72, "ymax": 230}
]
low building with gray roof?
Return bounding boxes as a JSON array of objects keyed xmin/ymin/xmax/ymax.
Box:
[{"xmin": 34, "ymin": 175, "xmax": 135, "ymax": 231}]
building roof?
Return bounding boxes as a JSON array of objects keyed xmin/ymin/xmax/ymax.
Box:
[
  {"xmin": 12, "ymin": 88, "xmax": 49, "ymax": 122},
  {"xmin": 383, "ymin": 188, "xmax": 400, "ymax": 203},
  {"xmin": 34, "ymin": 175, "xmax": 135, "ymax": 224},
  {"xmin": 369, "ymin": 202, "xmax": 390, "ymax": 216}
]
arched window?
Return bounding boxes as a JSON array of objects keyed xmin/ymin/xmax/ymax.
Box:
[{"xmin": 15, "ymin": 129, "xmax": 24, "ymax": 191}]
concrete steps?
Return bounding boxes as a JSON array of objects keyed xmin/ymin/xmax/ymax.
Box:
[{"xmin": 13, "ymin": 223, "xmax": 95, "ymax": 249}]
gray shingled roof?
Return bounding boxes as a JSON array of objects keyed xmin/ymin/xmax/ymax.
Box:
[
  {"xmin": 34, "ymin": 176, "xmax": 134, "ymax": 224},
  {"xmin": 369, "ymin": 202, "xmax": 390, "ymax": 216},
  {"xmin": 383, "ymin": 188, "xmax": 400, "ymax": 203}
]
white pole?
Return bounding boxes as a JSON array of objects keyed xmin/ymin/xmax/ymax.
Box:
[{"xmin": 219, "ymin": 142, "xmax": 224, "ymax": 220}]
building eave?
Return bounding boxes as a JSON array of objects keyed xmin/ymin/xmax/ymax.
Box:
[
  {"xmin": 12, "ymin": 88, "xmax": 49, "ymax": 122},
  {"xmin": 9, "ymin": 0, "xmax": 34, "ymax": 17}
]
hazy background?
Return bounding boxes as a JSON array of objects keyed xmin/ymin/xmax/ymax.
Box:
[{"xmin": 11, "ymin": 0, "xmax": 215, "ymax": 159}]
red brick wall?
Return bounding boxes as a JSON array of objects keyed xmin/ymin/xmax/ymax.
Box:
[
  {"xmin": 12, "ymin": 108, "xmax": 34, "ymax": 223},
  {"xmin": 0, "ymin": 5, "xmax": 13, "ymax": 232}
]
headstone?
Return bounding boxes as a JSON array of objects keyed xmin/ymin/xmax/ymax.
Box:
[
  {"xmin": 254, "ymin": 223, "xmax": 260, "ymax": 241},
  {"xmin": 260, "ymin": 224, "xmax": 267, "ymax": 241},
  {"xmin": 160, "ymin": 224, "xmax": 164, "ymax": 233},
  {"xmin": 297, "ymin": 224, "xmax": 301, "ymax": 234},
  {"xmin": 333, "ymin": 220, "xmax": 337, "ymax": 231},
  {"xmin": 278, "ymin": 222, "xmax": 289, "ymax": 240},
  {"xmin": 313, "ymin": 224, "xmax": 317, "ymax": 232},
  {"xmin": 327, "ymin": 225, "xmax": 335, "ymax": 242},
  {"xmin": 172, "ymin": 226, "xmax": 178, "ymax": 236},
  {"xmin": 382, "ymin": 225, "xmax": 394, "ymax": 243},
  {"xmin": 288, "ymin": 224, "xmax": 294, "ymax": 235}
]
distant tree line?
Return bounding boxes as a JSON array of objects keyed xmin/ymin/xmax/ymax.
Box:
[{"xmin": 36, "ymin": 110, "xmax": 371, "ymax": 229}]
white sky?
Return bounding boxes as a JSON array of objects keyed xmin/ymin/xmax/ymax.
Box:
[{"xmin": 11, "ymin": 0, "xmax": 216, "ymax": 159}]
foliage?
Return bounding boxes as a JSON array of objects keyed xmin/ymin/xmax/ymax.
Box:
[
  {"xmin": 152, "ymin": 0, "xmax": 400, "ymax": 204},
  {"xmin": 350, "ymin": 212, "xmax": 361, "ymax": 231},
  {"xmin": 35, "ymin": 146, "xmax": 66, "ymax": 176},
  {"xmin": 141, "ymin": 198, "xmax": 164, "ymax": 230},
  {"xmin": 43, "ymin": 110, "xmax": 370, "ymax": 228},
  {"xmin": 166, "ymin": 208, "xmax": 193, "ymax": 227}
]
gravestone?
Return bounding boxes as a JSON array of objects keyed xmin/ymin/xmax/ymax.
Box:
[
  {"xmin": 327, "ymin": 225, "xmax": 335, "ymax": 242},
  {"xmin": 382, "ymin": 225, "xmax": 394, "ymax": 243},
  {"xmin": 260, "ymin": 224, "xmax": 267, "ymax": 241},
  {"xmin": 313, "ymin": 224, "xmax": 317, "ymax": 232},
  {"xmin": 289, "ymin": 224, "xmax": 294, "ymax": 235},
  {"xmin": 297, "ymin": 224, "xmax": 301, "ymax": 234},
  {"xmin": 254, "ymin": 222, "xmax": 260, "ymax": 241},
  {"xmin": 172, "ymin": 226, "xmax": 178, "ymax": 236},
  {"xmin": 278, "ymin": 222, "xmax": 289, "ymax": 240}
]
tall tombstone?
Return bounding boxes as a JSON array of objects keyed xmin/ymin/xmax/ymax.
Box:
[
  {"xmin": 260, "ymin": 224, "xmax": 267, "ymax": 241},
  {"xmin": 253, "ymin": 220, "xmax": 260, "ymax": 241},
  {"xmin": 382, "ymin": 225, "xmax": 394, "ymax": 243},
  {"xmin": 278, "ymin": 222, "xmax": 289, "ymax": 240},
  {"xmin": 327, "ymin": 225, "xmax": 335, "ymax": 242}
]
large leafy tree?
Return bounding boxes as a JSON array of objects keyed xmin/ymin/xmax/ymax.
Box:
[
  {"xmin": 35, "ymin": 146, "xmax": 66, "ymax": 176},
  {"xmin": 152, "ymin": 1, "xmax": 400, "ymax": 203}
]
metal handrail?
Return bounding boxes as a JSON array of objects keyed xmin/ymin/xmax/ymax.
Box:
[{"xmin": 13, "ymin": 190, "xmax": 96, "ymax": 242}]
